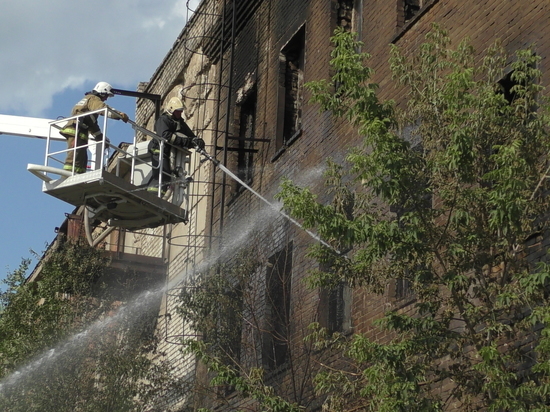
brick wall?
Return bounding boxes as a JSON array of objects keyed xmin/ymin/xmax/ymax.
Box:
[{"xmin": 129, "ymin": 0, "xmax": 550, "ymax": 410}]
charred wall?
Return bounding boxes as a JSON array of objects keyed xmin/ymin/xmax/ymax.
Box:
[{"xmin": 131, "ymin": 0, "xmax": 550, "ymax": 410}]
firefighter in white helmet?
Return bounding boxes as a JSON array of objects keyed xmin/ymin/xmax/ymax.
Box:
[
  {"xmin": 60, "ymin": 82, "xmax": 129, "ymax": 174},
  {"xmin": 147, "ymin": 96, "xmax": 205, "ymax": 194}
]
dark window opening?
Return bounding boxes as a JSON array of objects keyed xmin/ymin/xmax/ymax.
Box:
[
  {"xmin": 320, "ymin": 282, "xmax": 352, "ymax": 333},
  {"xmin": 495, "ymin": 65, "xmax": 538, "ymax": 130},
  {"xmin": 489, "ymin": 72, "xmax": 520, "ymax": 168},
  {"xmin": 497, "ymin": 70, "xmax": 521, "ymax": 105},
  {"xmin": 336, "ymin": 0, "xmax": 355, "ymax": 32},
  {"xmin": 404, "ymin": 0, "xmax": 422, "ymax": 22},
  {"xmin": 393, "ymin": 277, "xmax": 413, "ymax": 300},
  {"xmin": 394, "ymin": 0, "xmax": 440, "ymax": 42},
  {"xmin": 263, "ymin": 242, "xmax": 293, "ymax": 369},
  {"xmin": 328, "ymin": 284, "xmax": 345, "ymax": 332},
  {"xmin": 276, "ymin": 27, "xmax": 305, "ymax": 151},
  {"xmin": 237, "ymin": 91, "xmax": 256, "ymax": 189},
  {"xmin": 396, "ymin": 0, "xmax": 434, "ymax": 33}
]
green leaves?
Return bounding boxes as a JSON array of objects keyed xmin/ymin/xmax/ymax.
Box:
[
  {"xmin": 279, "ymin": 24, "xmax": 550, "ymax": 411},
  {"xmin": 306, "ymin": 26, "xmax": 394, "ymax": 131},
  {"xmin": 0, "ymin": 241, "xmax": 173, "ymax": 411},
  {"xmin": 185, "ymin": 340, "xmax": 302, "ymax": 412}
]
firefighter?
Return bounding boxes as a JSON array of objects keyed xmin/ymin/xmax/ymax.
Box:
[
  {"xmin": 147, "ymin": 96, "xmax": 205, "ymax": 194},
  {"xmin": 60, "ymin": 82, "xmax": 129, "ymax": 173}
]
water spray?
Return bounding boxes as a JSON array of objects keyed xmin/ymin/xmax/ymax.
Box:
[
  {"xmin": 0, "ymin": 147, "xmax": 343, "ymax": 399},
  {"xmin": 0, "ymin": 211, "xmax": 271, "ymax": 394},
  {"xmin": 197, "ymin": 148, "xmax": 341, "ymax": 255}
]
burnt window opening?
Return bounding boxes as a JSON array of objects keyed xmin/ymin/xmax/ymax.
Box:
[
  {"xmin": 497, "ymin": 70, "xmax": 525, "ymax": 105},
  {"xmin": 389, "ymin": 200, "xmax": 430, "ymax": 302},
  {"xmin": 263, "ymin": 242, "xmax": 293, "ymax": 370},
  {"xmin": 394, "ymin": 0, "xmax": 439, "ymax": 42},
  {"xmin": 336, "ymin": 0, "xmax": 356, "ymax": 32},
  {"xmin": 493, "ymin": 71, "xmax": 521, "ymax": 154},
  {"xmin": 319, "ymin": 282, "xmax": 352, "ymax": 334},
  {"xmin": 495, "ymin": 65, "xmax": 537, "ymax": 128},
  {"xmin": 276, "ymin": 27, "xmax": 305, "ymax": 151},
  {"xmin": 317, "ymin": 247, "xmax": 353, "ymax": 334},
  {"xmin": 236, "ymin": 90, "xmax": 256, "ymax": 190},
  {"xmin": 404, "ymin": 0, "xmax": 422, "ymax": 21},
  {"xmin": 391, "ymin": 277, "xmax": 413, "ymax": 300},
  {"xmin": 396, "ymin": 0, "xmax": 434, "ymax": 32},
  {"xmin": 498, "ymin": 71, "xmax": 517, "ymax": 105},
  {"xmin": 485, "ymin": 66, "xmax": 536, "ymax": 183}
]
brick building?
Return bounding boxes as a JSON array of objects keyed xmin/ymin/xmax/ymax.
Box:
[{"xmin": 82, "ymin": 0, "xmax": 550, "ymax": 410}]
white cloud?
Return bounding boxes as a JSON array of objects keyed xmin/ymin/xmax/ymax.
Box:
[
  {"xmin": 172, "ymin": 0, "xmax": 200, "ymax": 20},
  {"xmin": 0, "ymin": 0, "xmax": 197, "ymax": 117}
]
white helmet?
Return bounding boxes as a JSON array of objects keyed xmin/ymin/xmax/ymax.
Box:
[
  {"xmin": 93, "ymin": 82, "xmax": 114, "ymax": 97},
  {"xmin": 166, "ymin": 97, "xmax": 184, "ymax": 114}
]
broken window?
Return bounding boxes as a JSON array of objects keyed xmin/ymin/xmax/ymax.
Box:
[
  {"xmin": 263, "ymin": 242, "xmax": 293, "ymax": 369},
  {"xmin": 405, "ymin": 0, "xmax": 423, "ymax": 22},
  {"xmin": 495, "ymin": 65, "xmax": 536, "ymax": 126},
  {"xmin": 388, "ymin": 277, "xmax": 413, "ymax": 301},
  {"xmin": 276, "ymin": 27, "xmax": 305, "ymax": 151},
  {"xmin": 317, "ymin": 244, "xmax": 353, "ymax": 334},
  {"xmin": 497, "ymin": 70, "xmax": 521, "ymax": 105},
  {"xmin": 335, "ymin": 0, "xmax": 356, "ymax": 32},
  {"xmin": 236, "ymin": 90, "xmax": 256, "ymax": 188},
  {"xmin": 397, "ymin": 0, "xmax": 428, "ymax": 29},
  {"xmin": 319, "ymin": 282, "xmax": 352, "ymax": 333}
]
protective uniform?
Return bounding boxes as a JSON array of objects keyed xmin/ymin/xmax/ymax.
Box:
[
  {"xmin": 147, "ymin": 100, "xmax": 205, "ymax": 194},
  {"xmin": 60, "ymin": 83, "xmax": 128, "ymax": 173}
]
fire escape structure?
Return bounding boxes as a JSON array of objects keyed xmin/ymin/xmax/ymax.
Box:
[{"xmin": 161, "ymin": 0, "xmax": 268, "ymax": 349}]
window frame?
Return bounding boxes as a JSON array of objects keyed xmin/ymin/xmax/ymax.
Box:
[
  {"xmin": 263, "ymin": 242, "xmax": 293, "ymax": 370},
  {"xmin": 233, "ymin": 88, "xmax": 257, "ymax": 195},
  {"xmin": 392, "ymin": 0, "xmax": 440, "ymax": 43},
  {"xmin": 319, "ymin": 281, "xmax": 353, "ymax": 334},
  {"xmin": 274, "ymin": 25, "xmax": 306, "ymax": 159}
]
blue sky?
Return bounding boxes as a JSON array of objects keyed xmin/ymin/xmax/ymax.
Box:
[
  {"xmin": 0, "ymin": 0, "xmax": 200, "ymax": 287},
  {"xmin": 0, "ymin": 90, "xmax": 137, "ymax": 278}
]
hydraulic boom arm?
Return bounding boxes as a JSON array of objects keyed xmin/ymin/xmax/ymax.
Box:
[{"xmin": 0, "ymin": 114, "xmax": 65, "ymax": 141}]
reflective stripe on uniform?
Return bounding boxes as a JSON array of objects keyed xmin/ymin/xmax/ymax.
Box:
[
  {"xmin": 63, "ymin": 164, "xmax": 86, "ymax": 174},
  {"xmin": 147, "ymin": 186, "xmax": 167, "ymax": 195},
  {"xmin": 60, "ymin": 127, "xmax": 88, "ymax": 140}
]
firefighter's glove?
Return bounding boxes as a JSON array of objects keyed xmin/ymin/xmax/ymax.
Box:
[
  {"xmin": 117, "ymin": 112, "xmax": 129, "ymax": 123},
  {"xmin": 192, "ymin": 137, "xmax": 205, "ymax": 150},
  {"xmin": 170, "ymin": 133, "xmax": 187, "ymax": 148},
  {"xmin": 92, "ymin": 131, "xmax": 104, "ymax": 141}
]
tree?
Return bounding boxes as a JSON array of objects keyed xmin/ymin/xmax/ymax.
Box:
[
  {"xmin": 276, "ymin": 25, "xmax": 550, "ymax": 411},
  {"xmin": 0, "ymin": 240, "xmax": 178, "ymax": 411},
  {"xmin": 177, "ymin": 248, "xmax": 320, "ymax": 412}
]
